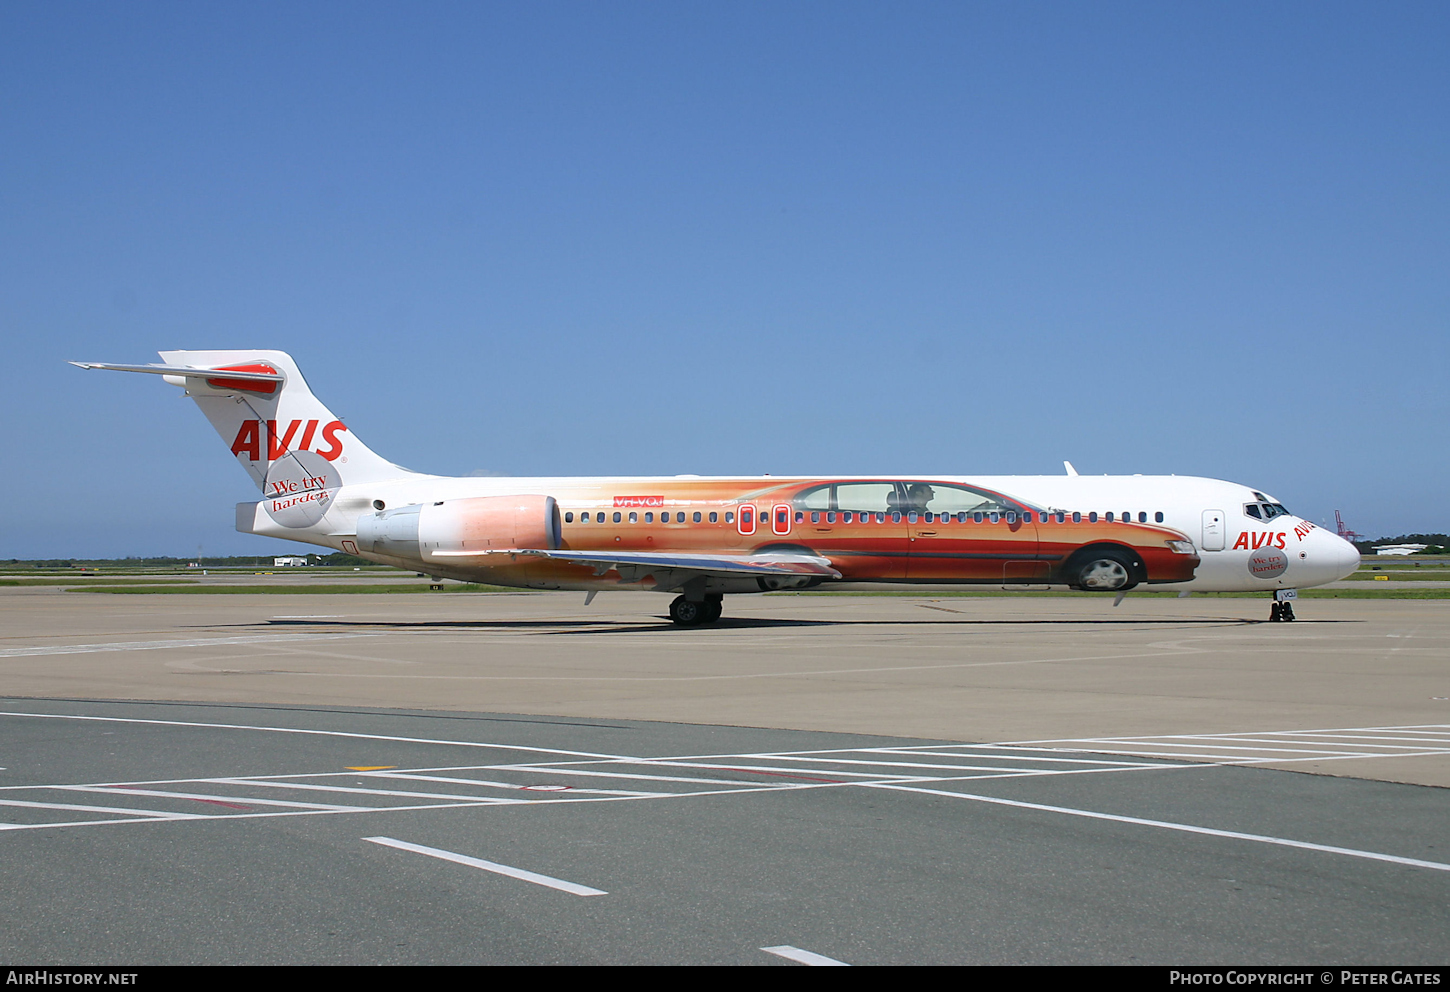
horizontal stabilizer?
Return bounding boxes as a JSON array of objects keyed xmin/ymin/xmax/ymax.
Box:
[{"xmin": 69, "ymin": 361, "xmax": 284, "ymax": 382}]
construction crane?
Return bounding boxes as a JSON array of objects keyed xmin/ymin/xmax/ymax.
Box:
[{"xmin": 1335, "ymin": 510, "xmax": 1364, "ymax": 543}]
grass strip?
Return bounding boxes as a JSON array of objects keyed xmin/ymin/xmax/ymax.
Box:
[
  {"xmin": 72, "ymin": 583, "xmax": 521, "ymax": 594},
  {"xmin": 0, "ymin": 578, "xmax": 203, "ymax": 586}
]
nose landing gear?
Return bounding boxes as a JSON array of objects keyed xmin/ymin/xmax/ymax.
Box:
[{"xmin": 1270, "ymin": 599, "xmax": 1296, "ymax": 622}]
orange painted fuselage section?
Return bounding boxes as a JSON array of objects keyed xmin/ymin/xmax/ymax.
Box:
[{"xmin": 529, "ymin": 477, "xmax": 1198, "ymax": 586}]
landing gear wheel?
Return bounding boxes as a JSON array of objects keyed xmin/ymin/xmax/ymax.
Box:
[
  {"xmin": 1270, "ymin": 601, "xmax": 1282, "ymax": 622},
  {"xmin": 1280, "ymin": 601, "xmax": 1295, "ymax": 622},
  {"xmin": 703, "ymin": 596, "xmax": 723, "ymax": 623},
  {"xmin": 669, "ymin": 596, "xmax": 707, "ymax": 626},
  {"xmin": 1074, "ymin": 551, "xmax": 1137, "ymax": 592}
]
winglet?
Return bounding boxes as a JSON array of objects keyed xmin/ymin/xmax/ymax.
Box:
[{"xmin": 1063, "ymin": 461, "xmax": 1079, "ymax": 476}]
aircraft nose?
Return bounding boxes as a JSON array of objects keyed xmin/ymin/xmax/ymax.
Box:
[
  {"xmin": 1328, "ymin": 531, "xmax": 1362, "ymax": 580},
  {"xmin": 1302, "ymin": 526, "xmax": 1360, "ymax": 583}
]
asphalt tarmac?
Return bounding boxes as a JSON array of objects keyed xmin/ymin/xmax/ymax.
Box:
[{"xmin": 1, "ymin": 589, "xmax": 1447, "ymax": 963}]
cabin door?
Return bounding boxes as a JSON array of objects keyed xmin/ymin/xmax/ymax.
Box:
[{"xmin": 1202, "ymin": 509, "xmax": 1226, "ymax": 551}]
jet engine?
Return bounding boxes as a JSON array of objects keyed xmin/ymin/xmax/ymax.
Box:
[{"xmin": 355, "ymin": 495, "xmax": 561, "ymax": 563}]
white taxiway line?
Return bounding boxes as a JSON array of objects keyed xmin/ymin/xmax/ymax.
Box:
[
  {"xmin": 0, "ymin": 711, "xmax": 630, "ymax": 761},
  {"xmin": 363, "ymin": 836, "xmax": 607, "ymax": 896},
  {"xmin": 863, "ymin": 783, "xmax": 1450, "ymax": 874},
  {"xmin": 60, "ymin": 785, "xmax": 367, "ymax": 812},
  {"xmin": 760, "ymin": 945, "xmax": 850, "ymax": 966},
  {"xmin": 0, "ymin": 798, "xmax": 209, "ymax": 819},
  {"xmin": 0, "ymin": 634, "xmax": 372, "ymax": 657}
]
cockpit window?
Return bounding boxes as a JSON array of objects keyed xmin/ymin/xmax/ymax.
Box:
[{"xmin": 1245, "ymin": 501, "xmax": 1290, "ymax": 520}]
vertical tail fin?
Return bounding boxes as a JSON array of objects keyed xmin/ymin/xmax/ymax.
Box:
[
  {"xmin": 154, "ymin": 350, "xmax": 412, "ymax": 495},
  {"xmin": 74, "ymin": 350, "xmax": 415, "ymax": 497}
]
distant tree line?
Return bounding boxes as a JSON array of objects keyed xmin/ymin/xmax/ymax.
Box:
[{"xmin": 8, "ymin": 552, "xmax": 377, "ymax": 568}]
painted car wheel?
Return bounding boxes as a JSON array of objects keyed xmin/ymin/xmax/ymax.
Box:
[{"xmin": 1077, "ymin": 556, "xmax": 1132, "ymax": 591}]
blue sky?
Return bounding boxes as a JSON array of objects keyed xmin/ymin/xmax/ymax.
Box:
[{"xmin": 2, "ymin": 1, "xmax": 1445, "ymax": 557}]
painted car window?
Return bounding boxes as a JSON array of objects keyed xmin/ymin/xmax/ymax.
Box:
[
  {"xmin": 835, "ymin": 482, "xmax": 898, "ymax": 514},
  {"xmin": 793, "ymin": 485, "xmax": 832, "ymax": 511},
  {"xmin": 901, "ymin": 482, "xmax": 1010, "ymax": 517}
]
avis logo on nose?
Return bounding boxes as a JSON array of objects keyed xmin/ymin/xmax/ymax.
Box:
[{"xmin": 230, "ymin": 419, "xmax": 348, "ymax": 462}]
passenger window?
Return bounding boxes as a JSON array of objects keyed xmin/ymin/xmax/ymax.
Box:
[
  {"xmin": 1106, "ymin": 512, "xmax": 1114, "ymax": 522},
  {"xmin": 1072, "ymin": 511, "xmax": 1081, "ymax": 523},
  {"xmin": 565, "ymin": 512, "xmax": 574, "ymax": 523},
  {"xmin": 1139, "ymin": 512, "xmax": 1147, "ymax": 523},
  {"xmin": 892, "ymin": 512, "xmax": 902, "ymax": 523},
  {"xmin": 725, "ymin": 512, "xmax": 735, "ymax": 523},
  {"xmin": 973, "ymin": 512, "xmax": 983, "ymax": 523},
  {"xmin": 1005, "ymin": 511, "xmax": 1016, "ymax": 523},
  {"xmin": 989, "ymin": 512, "xmax": 1000, "ymax": 523},
  {"xmin": 710, "ymin": 511, "xmax": 718, "ymax": 523},
  {"xmin": 613, "ymin": 512, "xmax": 622, "ymax": 523},
  {"xmin": 1155, "ymin": 512, "xmax": 1164, "ymax": 523},
  {"xmin": 811, "ymin": 511, "xmax": 820, "ymax": 523},
  {"xmin": 795, "ymin": 511, "xmax": 803, "ymax": 523},
  {"xmin": 580, "ymin": 512, "xmax": 591, "ymax": 523},
  {"xmin": 1089, "ymin": 512, "xmax": 1098, "ymax": 523},
  {"xmin": 827, "ymin": 512, "xmax": 836, "ymax": 523},
  {"xmin": 693, "ymin": 511, "xmax": 702, "ymax": 523},
  {"xmin": 627, "ymin": 512, "xmax": 636, "ymax": 523},
  {"xmin": 1123, "ymin": 511, "xmax": 1130, "ymax": 522},
  {"xmin": 644, "ymin": 512, "xmax": 653, "ymax": 522}
]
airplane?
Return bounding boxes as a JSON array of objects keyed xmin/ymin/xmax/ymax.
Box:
[{"xmin": 73, "ymin": 350, "xmax": 1361, "ymax": 625}]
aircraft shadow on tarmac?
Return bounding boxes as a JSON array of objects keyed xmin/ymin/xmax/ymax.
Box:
[{"xmin": 227, "ymin": 614, "xmax": 1349, "ymax": 635}]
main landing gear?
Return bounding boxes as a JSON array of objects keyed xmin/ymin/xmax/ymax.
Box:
[
  {"xmin": 669, "ymin": 594, "xmax": 723, "ymax": 626},
  {"xmin": 1270, "ymin": 600, "xmax": 1296, "ymax": 622}
]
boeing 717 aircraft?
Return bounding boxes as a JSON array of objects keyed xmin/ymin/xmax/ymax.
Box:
[{"xmin": 74, "ymin": 351, "xmax": 1361, "ymax": 624}]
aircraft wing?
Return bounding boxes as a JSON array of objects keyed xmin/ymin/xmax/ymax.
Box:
[{"xmin": 430, "ymin": 548, "xmax": 841, "ymax": 579}]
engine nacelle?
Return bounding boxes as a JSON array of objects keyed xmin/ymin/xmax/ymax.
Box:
[{"xmin": 355, "ymin": 495, "xmax": 561, "ymax": 562}]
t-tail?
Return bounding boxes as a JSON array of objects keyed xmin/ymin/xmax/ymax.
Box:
[{"xmin": 71, "ymin": 350, "xmax": 418, "ymax": 534}]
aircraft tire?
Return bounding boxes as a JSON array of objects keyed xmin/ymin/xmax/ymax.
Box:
[
  {"xmin": 703, "ymin": 597, "xmax": 723, "ymax": 623},
  {"xmin": 669, "ymin": 596, "xmax": 707, "ymax": 626}
]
